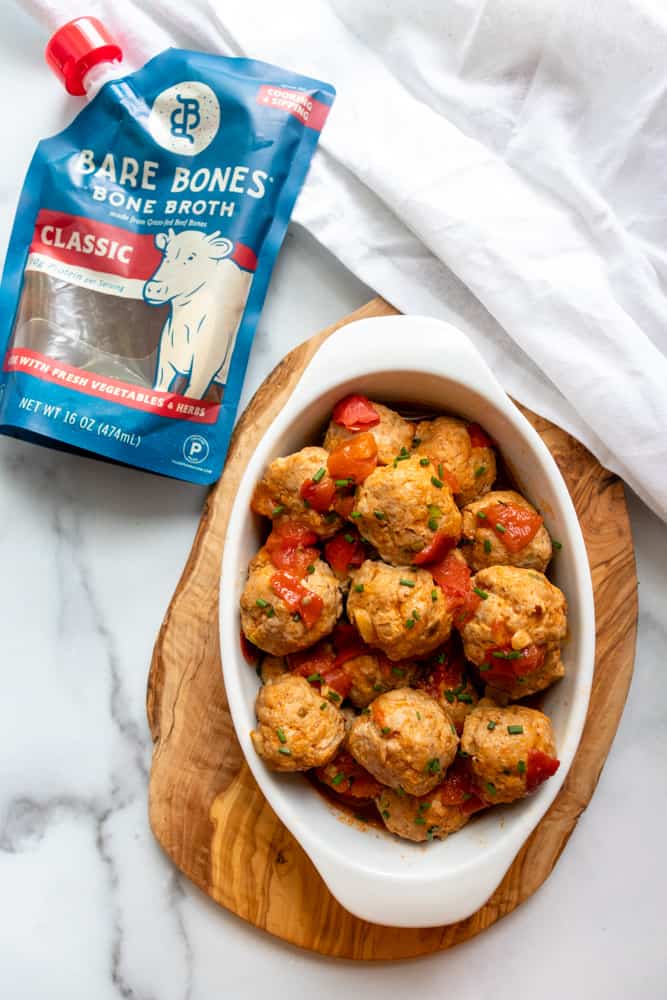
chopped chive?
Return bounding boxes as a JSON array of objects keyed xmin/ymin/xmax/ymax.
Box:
[
  {"xmin": 278, "ymin": 747, "xmax": 292, "ymax": 757},
  {"xmin": 382, "ymin": 809, "xmax": 390, "ymax": 820},
  {"xmin": 405, "ymin": 618, "xmax": 416, "ymax": 629},
  {"xmin": 427, "ymin": 505, "xmax": 441, "ymax": 517},
  {"xmin": 495, "ymin": 523, "xmax": 506, "ymax": 534},
  {"xmin": 373, "ymin": 682, "xmax": 385, "ymax": 692},
  {"xmin": 507, "ymin": 725, "xmax": 524, "ymax": 735},
  {"xmin": 395, "ymin": 453, "xmax": 410, "ymax": 462},
  {"xmin": 487, "ymin": 720, "xmax": 497, "ymax": 731},
  {"xmin": 518, "ymin": 759, "xmax": 526, "ymax": 775},
  {"xmin": 431, "ymin": 589, "xmax": 438, "ymax": 602},
  {"xmin": 428, "ymin": 518, "xmax": 439, "ymax": 531},
  {"xmin": 400, "ymin": 446, "xmax": 409, "ymax": 457},
  {"xmin": 450, "ymin": 723, "xmax": 457, "ymax": 736},
  {"xmin": 361, "ymin": 707, "xmax": 371, "ymax": 715},
  {"xmin": 412, "ymin": 609, "xmax": 420, "ymax": 620},
  {"xmin": 396, "ymin": 786, "xmax": 405, "ymax": 797},
  {"xmin": 392, "ymin": 667, "xmax": 405, "ymax": 677},
  {"xmin": 413, "ymin": 437, "xmax": 422, "ymax": 446},
  {"xmin": 312, "ymin": 467, "xmax": 326, "ymax": 483},
  {"xmin": 431, "ymin": 476, "xmax": 443, "ymax": 489},
  {"xmin": 473, "ymin": 587, "xmax": 489, "ymax": 600},
  {"xmin": 271, "ymin": 505, "xmax": 285, "ymax": 517},
  {"xmin": 320, "ymin": 702, "xmax": 327, "ymax": 710},
  {"xmin": 414, "ymin": 816, "xmax": 426, "ymax": 825},
  {"xmin": 276, "ymin": 728, "xmax": 287, "ymax": 744},
  {"xmin": 344, "ymin": 533, "xmax": 355, "ymax": 543},
  {"xmin": 479, "ymin": 663, "xmax": 491, "ymax": 672},
  {"xmin": 416, "ymin": 711, "xmax": 422, "ymax": 720},
  {"xmin": 458, "ymin": 749, "xmax": 469, "ymax": 758},
  {"xmin": 457, "ymin": 692, "xmax": 473, "ymax": 704},
  {"xmin": 331, "ymin": 773, "xmax": 346, "ymax": 786},
  {"xmin": 399, "ymin": 578, "xmax": 416, "ymax": 588},
  {"xmin": 436, "ymin": 652, "xmax": 445, "ymax": 664},
  {"xmin": 485, "ymin": 782, "xmax": 497, "ymax": 796},
  {"xmin": 419, "ymin": 801, "xmax": 432, "ymax": 812},
  {"xmin": 552, "ymin": 539, "xmax": 563, "ymax": 550},
  {"xmin": 477, "ymin": 510, "xmax": 487, "ymax": 520},
  {"xmin": 419, "ymin": 457, "xmax": 430, "ymax": 466},
  {"xmin": 328, "ymin": 691, "xmax": 341, "ymax": 703},
  {"xmin": 307, "ymin": 673, "xmax": 323, "ymax": 683},
  {"xmin": 256, "ymin": 598, "xmax": 269, "ymax": 608},
  {"xmin": 267, "ymin": 607, "xmax": 276, "ymax": 618},
  {"xmin": 426, "ymin": 826, "xmax": 437, "ymax": 841},
  {"xmin": 492, "ymin": 650, "xmax": 522, "ymax": 660},
  {"xmin": 335, "ymin": 478, "xmax": 353, "ymax": 487},
  {"xmin": 354, "ymin": 584, "xmax": 364, "ymax": 593},
  {"xmin": 474, "ymin": 466, "xmax": 487, "ymax": 478},
  {"xmin": 438, "ymin": 463, "xmax": 444, "ymax": 480},
  {"xmin": 350, "ymin": 510, "xmax": 362, "ymax": 519},
  {"xmin": 426, "ymin": 758, "xmax": 441, "ymax": 774},
  {"xmin": 483, "ymin": 538, "xmax": 492, "ymax": 554},
  {"xmin": 306, "ymin": 564, "xmax": 315, "ymax": 574},
  {"xmin": 325, "ymin": 511, "xmax": 338, "ymax": 522},
  {"xmin": 381, "ymin": 726, "xmax": 391, "ymax": 735},
  {"xmin": 374, "ymin": 510, "xmax": 386, "ymax": 520},
  {"xmin": 444, "ymin": 690, "xmax": 455, "ymax": 704},
  {"xmin": 452, "ymin": 684, "xmax": 464, "ymax": 697}
]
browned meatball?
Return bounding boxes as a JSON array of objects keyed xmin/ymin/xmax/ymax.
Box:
[
  {"xmin": 461, "ymin": 491, "xmax": 552, "ymax": 572},
  {"xmin": 240, "ymin": 552, "xmax": 341, "ymax": 656},
  {"xmin": 347, "ymin": 560, "xmax": 452, "ymax": 661},
  {"xmin": 414, "ymin": 416, "xmax": 496, "ymax": 505},
  {"xmin": 341, "ymin": 652, "xmax": 420, "ymax": 708},
  {"xmin": 461, "ymin": 703, "xmax": 558, "ymax": 804},
  {"xmin": 323, "ymin": 402, "xmax": 413, "ymax": 465},
  {"xmin": 251, "ymin": 674, "xmax": 345, "ymax": 771},
  {"xmin": 376, "ymin": 786, "xmax": 470, "ymax": 842},
  {"xmin": 348, "ymin": 688, "xmax": 458, "ymax": 796},
  {"xmin": 460, "ymin": 566, "xmax": 567, "ymax": 698},
  {"xmin": 353, "ymin": 456, "xmax": 462, "ymax": 565},
  {"xmin": 251, "ymin": 446, "xmax": 342, "ymax": 537}
]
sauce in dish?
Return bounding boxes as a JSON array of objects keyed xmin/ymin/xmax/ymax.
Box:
[{"xmin": 239, "ymin": 395, "xmax": 567, "ymax": 844}]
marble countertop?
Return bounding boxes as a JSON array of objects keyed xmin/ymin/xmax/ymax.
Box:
[{"xmin": 1, "ymin": 8, "xmax": 665, "ymax": 999}]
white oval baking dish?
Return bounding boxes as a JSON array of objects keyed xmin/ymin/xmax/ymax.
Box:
[{"xmin": 220, "ymin": 315, "xmax": 595, "ymax": 928}]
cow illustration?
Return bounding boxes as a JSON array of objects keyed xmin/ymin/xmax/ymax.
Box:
[{"xmin": 143, "ymin": 228, "xmax": 252, "ymax": 399}]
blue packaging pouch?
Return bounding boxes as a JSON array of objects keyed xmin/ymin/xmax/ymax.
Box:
[{"xmin": 0, "ymin": 46, "xmax": 335, "ymax": 483}]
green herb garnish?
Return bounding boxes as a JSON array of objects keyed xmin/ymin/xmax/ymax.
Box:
[
  {"xmin": 320, "ymin": 703, "xmax": 327, "ymax": 710},
  {"xmin": 256, "ymin": 598, "xmax": 269, "ymax": 608},
  {"xmin": 354, "ymin": 583, "xmax": 364, "ymax": 593},
  {"xmin": 507, "ymin": 725, "xmax": 524, "ymax": 735},
  {"xmin": 477, "ymin": 510, "xmax": 487, "ymax": 520},
  {"xmin": 419, "ymin": 457, "xmax": 430, "ymax": 466},
  {"xmin": 474, "ymin": 466, "xmax": 487, "ymax": 478},
  {"xmin": 428, "ymin": 518, "xmax": 439, "ymax": 531},
  {"xmin": 495, "ymin": 522, "xmax": 506, "ymax": 534},
  {"xmin": 335, "ymin": 478, "xmax": 353, "ymax": 487},
  {"xmin": 431, "ymin": 589, "xmax": 438, "ymax": 601},
  {"xmin": 278, "ymin": 747, "xmax": 292, "ymax": 757},
  {"xmin": 444, "ymin": 690, "xmax": 455, "ymax": 704},
  {"xmin": 374, "ymin": 510, "xmax": 386, "ymax": 520},
  {"xmin": 392, "ymin": 667, "xmax": 405, "ymax": 677},
  {"xmin": 381, "ymin": 726, "xmax": 391, "ymax": 735},
  {"xmin": 350, "ymin": 511, "xmax": 362, "ymax": 519},
  {"xmin": 271, "ymin": 505, "xmax": 285, "ymax": 517},
  {"xmin": 473, "ymin": 587, "xmax": 489, "ymax": 600},
  {"xmin": 518, "ymin": 759, "xmax": 526, "ymax": 775},
  {"xmin": 331, "ymin": 773, "xmax": 346, "ymax": 786},
  {"xmin": 400, "ymin": 578, "xmax": 416, "ymax": 588},
  {"xmin": 276, "ymin": 728, "xmax": 287, "ymax": 744},
  {"xmin": 487, "ymin": 721, "xmax": 497, "ymax": 731},
  {"xmin": 484, "ymin": 539, "xmax": 492, "ymax": 554},
  {"xmin": 327, "ymin": 690, "xmax": 341, "ymax": 703},
  {"xmin": 552, "ymin": 539, "xmax": 563, "ymax": 550},
  {"xmin": 307, "ymin": 672, "xmax": 323, "ymax": 683},
  {"xmin": 306, "ymin": 564, "xmax": 315, "ymax": 574},
  {"xmin": 431, "ymin": 475, "xmax": 443, "ymax": 489},
  {"xmin": 312, "ymin": 467, "xmax": 326, "ymax": 483},
  {"xmin": 426, "ymin": 758, "xmax": 441, "ymax": 774},
  {"xmin": 485, "ymin": 782, "xmax": 497, "ymax": 796},
  {"xmin": 405, "ymin": 618, "xmax": 416, "ymax": 629}
]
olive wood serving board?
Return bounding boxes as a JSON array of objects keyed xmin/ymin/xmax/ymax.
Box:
[{"xmin": 147, "ymin": 298, "xmax": 637, "ymax": 960}]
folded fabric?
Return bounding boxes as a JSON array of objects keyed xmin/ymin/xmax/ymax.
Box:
[{"xmin": 22, "ymin": 0, "xmax": 667, "ymax": 520}]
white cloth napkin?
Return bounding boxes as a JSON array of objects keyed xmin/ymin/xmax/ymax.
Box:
[{"xmin": 21, "ymin": 0, "xmax": 667, "ymax": 520}]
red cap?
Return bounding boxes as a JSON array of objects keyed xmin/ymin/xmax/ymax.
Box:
[{"xmin": 45, "ymin": 17, "xmax": 122, "ymax": 96}]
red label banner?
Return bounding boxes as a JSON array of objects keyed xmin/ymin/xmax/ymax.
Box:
[{"xmin": 256, "ymin": 85, "xmax": 331, "ymax": 132}]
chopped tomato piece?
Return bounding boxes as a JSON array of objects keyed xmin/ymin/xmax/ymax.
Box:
[
  {"xmin": 287, "ymin": 642, "xmax": 335, "ymax": 677},
  {"xmin": 316, "ymin": 750, "xmax": 383, "ymax": 799},
  {"xmin": 270, "ymin": 571, "xmax": 324, "ymax": 628},
  {"xmin": 332, "ymin": 394, "xmax": 381, "ymax": 432},
  {"xmin": 417, "ymin": 640, "xmax": 466, "ymax": 699},
  {"xmin": 431, "ymin": 551, "xmax": 481, "ymax": 626},
  {"xmin": 327, "ymin": 431, "xmax": 378, "ymax": 484},
  {"xmin": 439, "ymin": 466, "xmax": 461, "ymax": 493},
  {"xmin": 324, "ymin": 531, "xmax": 366, "ymax": 575},
  {"xmin": 333, "ymin": 493, "xmax": 356, "ymax": 518},
  {"xmin": 321, "ymin": 664, "xmax": 353, "ymax": 698},
  {"xmin": 481, "ymin": 643, "xmax": 545, "ymax": 684},
  {"xmin": 437, "ymin": 757, "xmax": 473, "ymax": 805},
  {"xmin": 299, "ymin": 475, "xmax": 337, "ymax": 513},
  {"xmin": 265, "ymin": 521, "xmax": 319, "ymax": 578},
  {"xmin": 484, "ymin": 502, "xmax": 543, "ymax": 553},
  {"xmin": 526, "ymin": 749, "xmax": 560, "ymax": 792},
  {"xmin": 240, "ymin": 630, "xmax": 260, "ymax": 665},
  {"xmin": 413, "ymin": 530, "xmax": 457, "ymax": 566},
  {"xmin": 467, "ymin": 423, "xmax": 493, "ymax": 449},
  {"xmin": 332, "ymin": 620, "xmax": 362, "ymax": 650}
]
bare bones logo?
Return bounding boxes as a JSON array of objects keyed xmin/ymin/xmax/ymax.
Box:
[{"xmin": 148, "ymin": 82, "xmax": 220, "ymax": 156}]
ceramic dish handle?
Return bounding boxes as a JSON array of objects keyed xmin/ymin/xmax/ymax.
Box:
[{"xmin": 296, "ymin": 315, "xmax": 510, "ymax": 407}]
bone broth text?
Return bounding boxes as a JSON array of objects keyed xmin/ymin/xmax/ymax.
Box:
[{"xmin": 0, "ymin": 17, "xmax": 335, "ymax": 483}]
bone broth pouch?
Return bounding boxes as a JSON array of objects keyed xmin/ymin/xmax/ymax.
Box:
[{"xmin": 0, "ymin": 18, "xmax": 335, "ymax": 482}]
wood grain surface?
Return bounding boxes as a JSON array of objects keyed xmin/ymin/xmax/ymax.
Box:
[{"xmin": 146, "ymin": 298, "xmax": 637, "ymax": 959}]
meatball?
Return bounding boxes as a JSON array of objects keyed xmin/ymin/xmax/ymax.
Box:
[
  {"xmin": 461, "ymin": 490, "xmax": 552, "ymax": 572},
  {"xmin": 251, "ymin": 446, "xmax": 342, "ymax": 537},
  {"xmin": 240, "ymin": 552, "xmax": 341, "ymax": 656},
  {"xmin": 342, "ymin": 651, "xmax": 420, "ymax": 708},
  {"xmin": 461, "ymin": 703, "xmax": 558, "ymax": 804},
  {"xmin": 376, "ymin": 786, "xmax": 470, "ymax": 843},
  {"xmin": 348, "ymin": 688, "xmax": 458, "ymax": 796},
  {"xmin": 259, "ymin": 655, "xmax": 289, "ymax": 684},
  {"xmin": 251, "ymin": 674, "xmax": 345, "ymax": 771},
  {"xmin": 347, "ymin": 560, "xmax": 453, "ymax": 661},
  {"xmin": 323, "ymin": 402, "xmax": 413, "ymax": 466},
  {"xmin": 413, "ymin": 416, "xmax": 496, "ymax": 505},
  {"xmin": 353, "ymin": 456, "xmax": 462, "ymax": 566},
  {"xmin": 460, "ymin": 566, "xmax": 567, "ymax": 698}
]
